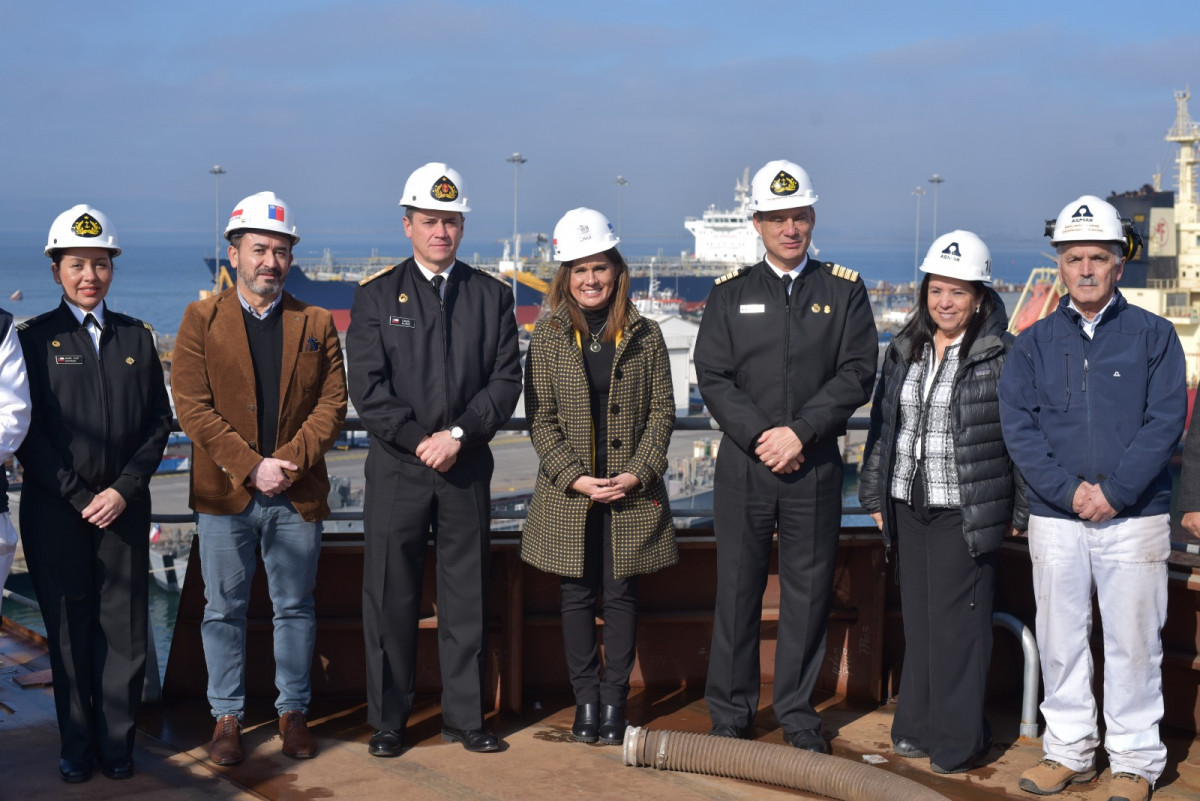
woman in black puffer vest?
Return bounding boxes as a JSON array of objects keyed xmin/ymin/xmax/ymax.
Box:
[{"xmin": 860, "ymin": 230, "xmax": 1025, "ymax": 775}]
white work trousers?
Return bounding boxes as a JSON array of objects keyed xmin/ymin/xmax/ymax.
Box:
[{"xmin": 1028, "ymin": 513, "xmax": 1169, "ymax": 784}]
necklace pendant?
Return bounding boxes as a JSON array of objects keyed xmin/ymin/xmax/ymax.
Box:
[{"xmin": 589, "ymin": 341, "xmax": 602, "ymax": 353}]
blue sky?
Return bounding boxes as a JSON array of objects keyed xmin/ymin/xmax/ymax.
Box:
[{"xmin": 2, "ymin": 1, "xmax": 1199, "ymax": 257}]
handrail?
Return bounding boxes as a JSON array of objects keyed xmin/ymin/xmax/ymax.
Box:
[{"xmin": 150, "ymin": 415, "xmax": 877, "ymax": 526}]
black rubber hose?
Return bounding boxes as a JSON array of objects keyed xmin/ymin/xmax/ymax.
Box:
[{"xmin": 622, "ymin": 727, "xmax": 950, "ymax": 801}]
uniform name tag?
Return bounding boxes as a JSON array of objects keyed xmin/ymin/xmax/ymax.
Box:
[
  {"xmin": 55, "ymin": 355, "xmax": 84, "ymax": 365},
  {"xmin": 389, "ymin": 316, "xmax": 415, "ymax": 328},
  {"xmin": 739, "ymin": 304, "xmax": 765, "ymax": 314}
]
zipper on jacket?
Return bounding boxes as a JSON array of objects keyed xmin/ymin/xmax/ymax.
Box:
[{"xmin": 1063, "ymin": 353, "xmax": 1071, "ymax": 411}]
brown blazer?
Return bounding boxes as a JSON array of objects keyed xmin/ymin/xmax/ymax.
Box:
[{"xmin": 172, "ymin": 288, "xmax": 347, "ymax": 522}]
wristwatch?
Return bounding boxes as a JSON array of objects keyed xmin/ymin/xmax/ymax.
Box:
[{"xmin": 449, "ymin": 425, "xmax": 465, "ymax": 444}]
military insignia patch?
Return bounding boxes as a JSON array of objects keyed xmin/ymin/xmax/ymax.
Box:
[
  {"xmin": 51, "ymin": 340, "xmax": 61, "ymax": 348},
  {"xmin": 714, "ymin": 266, "xmax": 750, "ymax": 285},
  {"xmin": 399, "ymin": 293, "xmax": 408, "ymax": 303},
  {"xmin": 824, "ymin": 305, "xmax": 831, "ymax": 314},
  {"xmin": 431, "ymin": 176, "xmax": 459, "ymax": 202},
  {"xmin": 811, "ymin": 303, "xmax": 820, "ymax": 313},
  {"xmin": 72, "ymin": 213, "xmax": 103, "ymax": 238},
  {"xmin": 770, "ymin": 171, "xmax": 799, "ymax": 196},
  {"xmin": 126, "ymin": 356, "xmax": 135, "ymax": 365},
  {"xmin": 359, "ymin": 264, "xmax": 396, "ymax": 285}
]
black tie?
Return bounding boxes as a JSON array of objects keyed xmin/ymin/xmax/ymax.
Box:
[
  {"xmin": 84, "ymin": 312, "xmax": 99, "ymax": 329},
  {"xmin": 83, "ymin": 313, "xmax": 100, "ymax": 353},
  {"xmin": 431, "ymin": 274, "xmax": 445, "ymax": 300},
  {"xmin": 781, "ymin": 274, "xmax": 793, "ymax": 302}
]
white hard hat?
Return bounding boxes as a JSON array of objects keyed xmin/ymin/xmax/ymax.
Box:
[
  {"xmin": 750, "ymin": 159, "xmax": 818, "ymax": 212},
  {"xmin": 225, "ymin": 191, "xmax": 300, "ymax": 244},
  {"xmin": 45, "ymin": 204, "xmax": 121, "ymax": 256},
  {"xmin": 400, "ymin": 162, "xmax": 471, "ymax": 213},
  {"xmin": 1047, "ymin": 195, "xmax": 1125, "ymax": 245},
  {"xmin": 552, "ymin": 207, "xmax": 620, "ymax": 262},
  {"xmin": 920, "ymin": 230, "xmax": 992, "ymax": 284}
]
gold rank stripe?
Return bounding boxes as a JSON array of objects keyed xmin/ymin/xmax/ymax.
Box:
[
  {"xmin": 359, "ymin": 264, "xmax": 397, "ymax": 285},
  {"xmin": 714, "ymin": 266, "xmax": 749, "ymax": 285},
  {"xmin": 830, "ymin": 263, "xmax": 860, "ymax": 282}
]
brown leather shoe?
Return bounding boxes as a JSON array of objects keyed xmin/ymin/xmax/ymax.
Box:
[
  {"xmin": 209, "ymin": 715, "xmax": 244, "ymax": 766},
  {"xmin": 280, "ymin": 711, "xmax": 318, "ymax": 759}
]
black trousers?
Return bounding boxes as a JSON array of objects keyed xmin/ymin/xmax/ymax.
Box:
[
  {"xmin": 891, "ymin": 475, "xmax": 995, "ymax": 770},
  {"xmin": 705, "ymin": 441, "xmax": 843, "ymax": 734},
  {"xmin": 560, "ymin": 504, "xmax": 639, "ymax": 708},
  {"xmin": 362, "ymin": 447, "xmax": 493, "ymax": 732},
  {"xmin": 19, "ymin": 483, "xmax": 149, "ymax": 766}
]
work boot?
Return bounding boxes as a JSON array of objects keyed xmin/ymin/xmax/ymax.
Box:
[
  {"xmin": 1019, "ymin": 758, "xmax": 1097, "ymax": 795},
  {"xmin": 209, "ymin": 715, "xmax": 244, "ymax": 766},
  {"xmin": 1108, "ymin": 772, "xmax": 1151, "ymax": 801},
  {"xmin": 280, "ymin": 711, "xmax": 318, "ymax": 759}
]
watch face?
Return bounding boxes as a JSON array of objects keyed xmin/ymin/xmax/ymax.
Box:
[{"xmin": 450, "ymin": 426, "xmax": 465, "ymax": 440}]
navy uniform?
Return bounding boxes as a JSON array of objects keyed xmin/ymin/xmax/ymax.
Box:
[
  {"xmin": 695, "ymin": 256, "xmax": 877, "ymax": 738},
  {"xmin": 17, "ymin": 302, "xmax": 172, "ymax": 770},
  {"xmin": 347, "ymin": 256, "xmax": 521, "ymax": 738}
]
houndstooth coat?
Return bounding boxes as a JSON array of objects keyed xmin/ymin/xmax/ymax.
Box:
[{"xmin": 521, "ymin": 302, "xmax": 678, "ymax": 579}]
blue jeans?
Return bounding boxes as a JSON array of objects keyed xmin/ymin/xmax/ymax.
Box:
[{"xmin": 198, "ymin": 493, "xmax": 321, "ymax": 719}]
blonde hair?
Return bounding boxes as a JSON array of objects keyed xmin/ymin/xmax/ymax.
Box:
[{"xmin": 544, "ymin": 248, "xmax": 631, "ymax": 341}]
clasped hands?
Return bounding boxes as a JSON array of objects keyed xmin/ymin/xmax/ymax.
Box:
[
  {"xmin": 416, "ymin": 430, "xmax": 461, "ymax": 473},
  {"xmin": 1072, "ymin": 481, "xmax": 1117, "ymax": 523},
  {"xmin": 756, "ymin": 426, "xmax": 804, "ymax": 474},
  {"xmin": 571, "ymin": 472, "xmax": 640, "ymax": 503}
]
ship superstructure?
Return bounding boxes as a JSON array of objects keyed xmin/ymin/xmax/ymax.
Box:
[
  {"xmin": 683, "ymin": 168, "xmax": 765, "ymax": 265},
  {"xmin": 1120, "ymin": 88, "xmax": 1200, "ymax": 384}
]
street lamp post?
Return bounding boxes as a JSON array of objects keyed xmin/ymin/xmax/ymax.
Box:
[
  {"xmin": 928, "ymin": 173, "xmax": 945, "ymax": 240},
  {"xmin": 506, "ymin": 152, "xmax": 527, "ymax": 297},
  {"xmin": 912, "ymin": 186, "xmax": 926, "ymax": 306},
  {"xmin": 613, "ymin": 175, "xmax": 628, "ymax": 237},
  {"xmin": 209, "ymin": 165, "xmax": 226, "ymax": 278}
]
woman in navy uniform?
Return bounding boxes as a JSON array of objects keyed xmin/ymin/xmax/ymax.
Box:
[
  {"xmin": 17, "ymin": 205, "xmax": 172, "ymax": 783},
  {"xmin": 522, "ymin": 208, "xmax": 677, "ymax": 745}
]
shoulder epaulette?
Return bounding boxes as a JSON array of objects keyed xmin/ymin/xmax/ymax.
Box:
[
  {"xmin": 475, "ymin": 266, "xmax": 510, "ymax": 285},
  {"xmin": 359, "ymin": 264, "xmax": 398, "ymax": 286},
  {"xmin": 828, "ymin": 263, "xmax": 860, "ymax": 283},
  {"xmin": 16, "ymin": 310, "xmax": 55, "ymax": 331},
  {"xmin": 110, "ymin": 310, "xmax": 153, "ymax": 331},
  {"xmin": 714, "ymin": 266, "xmax": 751, "ymax": 285}
]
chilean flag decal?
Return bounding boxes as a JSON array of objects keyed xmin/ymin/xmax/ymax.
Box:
[{"xmin": 268, "ymin": 205, "xmax": 285, "ymax": 222}]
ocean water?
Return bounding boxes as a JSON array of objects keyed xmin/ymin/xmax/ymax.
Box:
[{"xmin": 0, "ymin": 239, "xmax": 1051, "ymax": 335}]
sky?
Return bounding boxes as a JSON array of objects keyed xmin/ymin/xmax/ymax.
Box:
[{"xmin": 2, "ymin": 1, "xmax": 1199, "ymax": 258}]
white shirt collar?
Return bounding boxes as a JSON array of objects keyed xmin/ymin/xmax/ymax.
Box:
[
  {"xmin": 64, "ymin": 298, "xmax": 105, "ymax": 327},
  {"xmin": 1068, "ymin": 293, "xmax": 1117, "ymax": 339},
  {"xmin": 764, "ymin": 254, "xmax": 807, "ymax": 280},
  {"xmin": 414, "ymin": 259, "xmax": 455, "ymax": 283}
]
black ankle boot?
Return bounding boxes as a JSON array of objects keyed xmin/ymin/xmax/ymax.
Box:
[
  {"xmin": 572, "ymin": 703, "xmax": 599, "ymax": 743},
  {"xmin": 598, "ymin": 704, "xmax": 626, "ymax": 745}
]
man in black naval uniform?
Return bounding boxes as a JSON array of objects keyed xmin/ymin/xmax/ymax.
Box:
[
  {"xmin": 347, "ymin": 163, "xmax": 522, "ymax": 757},
  {"xmin": 695, "ymin": 159, "xmax": 877, "ymax": 753}
]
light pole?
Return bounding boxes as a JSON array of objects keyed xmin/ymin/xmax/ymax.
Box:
[
  {"xmin": 928, "ymin": 173, "xmax": 945, "ymax": 240},
  {"xmin": 209, "ymin": 165, "xmax": 226, "ymax": 276},
  {"xmin": 506, "ymin": 152, "xmax": 526, "ymax": 296},
  {"xmin": 912, "ymin": 186, "xmax": 926, "ymax": 306},
  {"xmin": 613, "ymin": 175, "xmax": 628, "ymax": 237}
]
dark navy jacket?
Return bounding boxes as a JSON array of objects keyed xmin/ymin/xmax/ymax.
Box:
[{"xmin": 998, "ymin": 291, "xmax": 1186, "ymax": 519}]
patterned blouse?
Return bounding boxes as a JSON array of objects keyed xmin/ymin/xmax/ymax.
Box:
[{"xmin": 890, "ymin": 340, "xmax": 962, "ymax": 508}]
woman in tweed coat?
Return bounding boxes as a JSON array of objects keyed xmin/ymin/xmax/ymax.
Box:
[{"xmin": 522, "ymin": 208, "xmax": 677, "ymax": 746}]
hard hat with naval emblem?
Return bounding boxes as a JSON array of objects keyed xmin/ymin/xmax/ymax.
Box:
[
  {"xmin": 552, "ymin": 207, "xmax": 620, "ymax": 262},
  {"xmin": 225, "ymin": 191, "xmax": 300, "ymax": 244},
  {"xmin": 920, "ymin": 230, "xmax": 993, "ymax": 284},
  {"xmin": 45, "ymin": 204, "xmax": 121, "ymax": 256},
  {"xmin": 400, "ymin": 162, "xmax": 471, "ymax": 213},
  {"xmin": 750, "ymin": 159, "xmax": 818, "ymax": 212}
]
